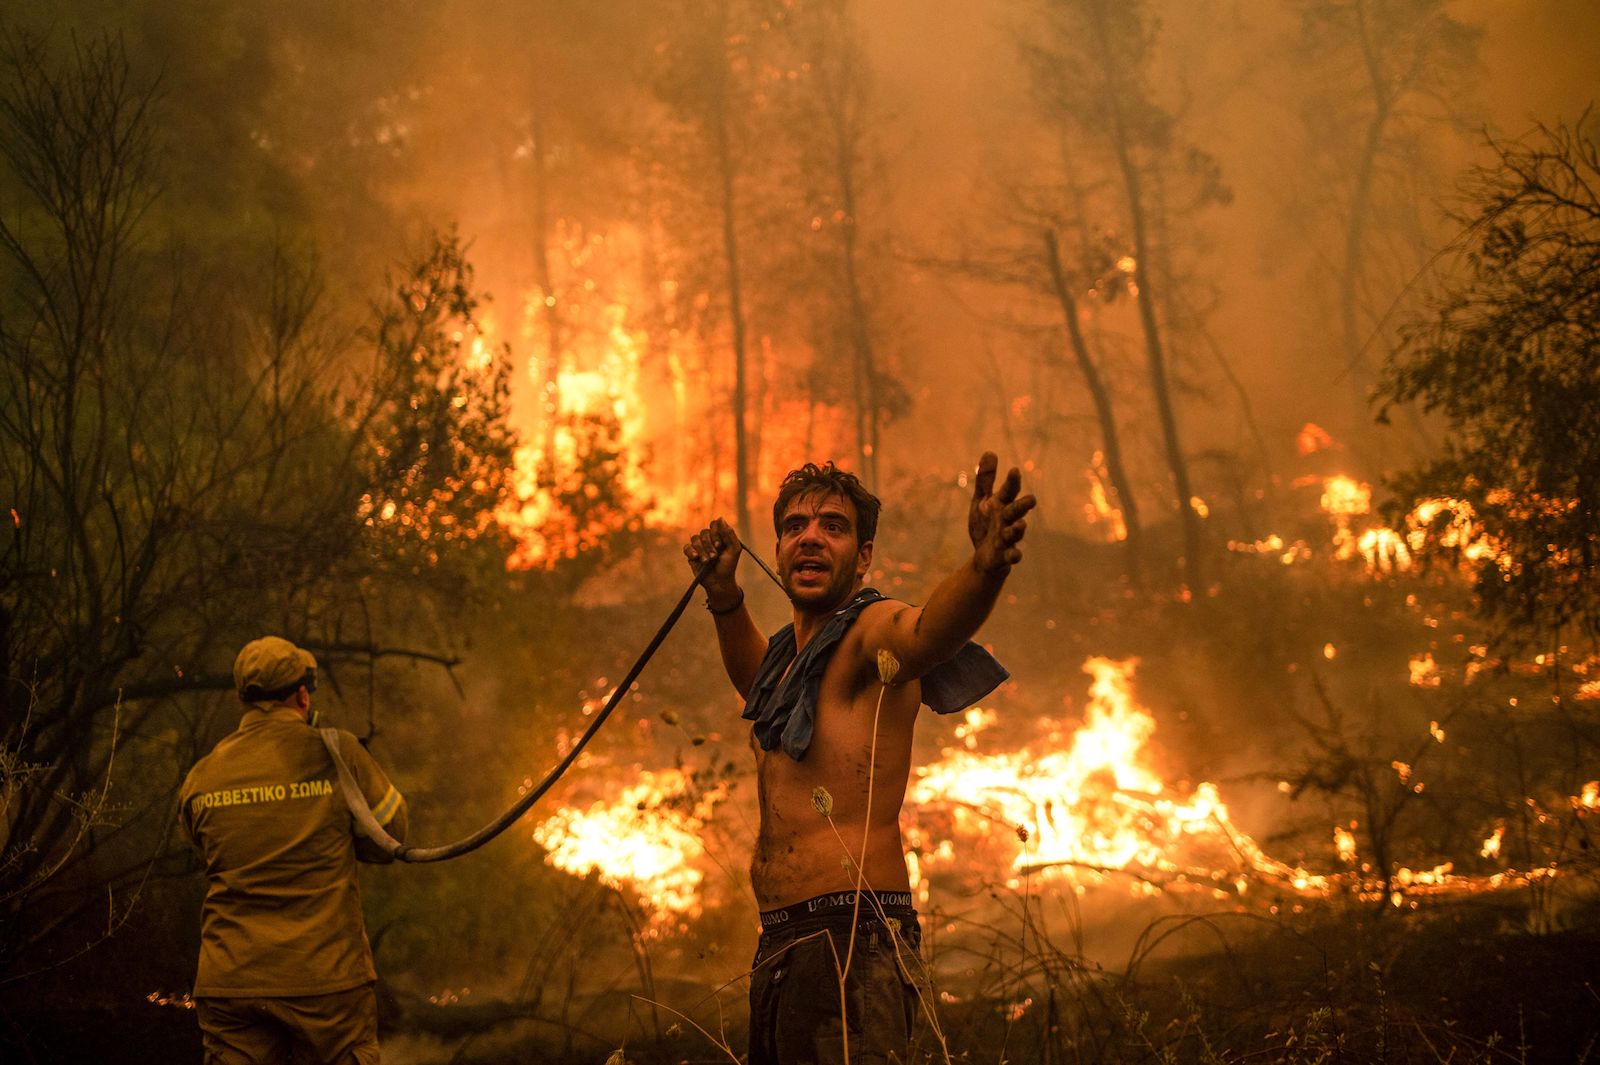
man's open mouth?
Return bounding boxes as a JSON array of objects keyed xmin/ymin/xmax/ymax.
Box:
[{"xmin": 792, "ymin": 560, "xmax": 829, "ymax": 576}]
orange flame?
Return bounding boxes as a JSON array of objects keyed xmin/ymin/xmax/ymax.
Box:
[
  {"xmin": 478, "ymin": 268, "xmax": 859, "ymax": 567},
  {"xmin": 530, "ymin": 767, "xmax": 728, "ymax": 928},
  {"xmin": 1083, "ymin": 453, "xmax": 1127, "ymax": 542},
  {"xmin": 1310, "ymin": 477, "xmax": 1515, "ymax": 577},
  {"xmin": 907, "ymin": 658, "xmax": 1332, "ymax": 898}
]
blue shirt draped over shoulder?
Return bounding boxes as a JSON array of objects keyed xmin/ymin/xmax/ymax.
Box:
[{"xmin": 742, "ymin": 588, "xmax": 1009, "ymax": 761}]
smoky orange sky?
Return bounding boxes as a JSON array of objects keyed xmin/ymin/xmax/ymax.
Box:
[{"xmin": 849, "ymin": 0, "xmax": 1600, "ymax": 474}]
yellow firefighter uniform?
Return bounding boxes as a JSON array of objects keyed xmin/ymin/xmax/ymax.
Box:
[
  {"xmin": 180, "ymin": 705, "xmax": 407, "ymax": 997},
  {"xmin": 180, "ymin": 637, "xmax": 407, "ymax": 1063}
]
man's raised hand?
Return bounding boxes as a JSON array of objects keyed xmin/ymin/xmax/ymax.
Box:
[
  {"xmin": 684, "ymin": 517, "xmax": 744, "ymax": 610},
  {"xmin": 967, "ymin": 452, "xmax": 1037, "ymax": 574}
]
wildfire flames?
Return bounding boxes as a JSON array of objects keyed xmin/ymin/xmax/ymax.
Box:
[
  {"xmin": 479, "ymin": 253, "xmax": 869, "ymax": 568},
  {"xmin": 491, "ymin": 294, "xmax": 687, "ymax": 569},
  {"xmin": 491, "ymin": 374, "xmax": 1581, "ymax": 925},
  {"xmin": 530, "ymin": 656, "xmax": 1593, "ymax": 923},
  {"xmin": 906, "ymin": 657, "xmax": 1335, "ymax": 901},
  {"xmin": 530, "ymin": 767, "xmax": 728, "ymax": 929}
]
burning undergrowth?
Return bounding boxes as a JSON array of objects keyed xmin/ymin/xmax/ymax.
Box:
[
  {"xmin": 401, "ymin": 457, "xmax": 1591, "ymax": 1056},
  {"xmin": 526, "ymin": 650, "xmax": 1594, "ymax": 935},
  {"xmin": 313, "ymin": 437, "xmax": 1600, "ymax": 1064}
]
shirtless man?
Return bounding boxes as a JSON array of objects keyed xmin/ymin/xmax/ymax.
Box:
[{"xmin": 684, "ymin": 453, "xmax": 1035, "ymax": 1063}]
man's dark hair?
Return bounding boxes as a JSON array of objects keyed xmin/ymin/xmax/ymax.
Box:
[{"xmin": 772, "ymin": 462, "xmax": 881, "ymax": 545}]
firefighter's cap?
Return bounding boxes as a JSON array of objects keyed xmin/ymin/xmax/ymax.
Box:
[{"xmin": 234, "ymin": 636, "xmax": 318, "ymax": 701}]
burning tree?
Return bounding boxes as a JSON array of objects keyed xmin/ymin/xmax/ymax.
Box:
[
  {"xmin": 358, "ymin": 230, "xmax": 518, "ymax": 577},
  {"xmin": 647, "ymin": 0, "xmax": 773, "ymax": 541},
  {"xmin": 1377, "ymin": 116, "xmax": 1600, "ymax": 649}
]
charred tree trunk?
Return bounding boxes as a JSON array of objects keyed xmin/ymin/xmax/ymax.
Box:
[
  {"xmin": 529, "ymin": 101, "xmax": 565, "ymax": 477},
  {"xmin": 1043, "ymin": 230, "xmax": 1141, "ymax": 584},
  {"xmin": 711, "ymin": 0, "xmax": 753, "ymax": 539},
  {"xmin": 816, "ymin": 36, "xmax": 882, "ymax": 492},
  {"xmin": 1126, "ymin": 195, "xmax": 1204, "ymax": 594},
  {"xmin": 1087, "ymin": 0, "xmax": 1204, "ymax": 594},
  {"xmin": 1341, "ymin": 0, "xmax": 1390, "ymax": 411},
  {"xmin": 838, "ymin": 152, "xmax": 879, "ymax": 489}
]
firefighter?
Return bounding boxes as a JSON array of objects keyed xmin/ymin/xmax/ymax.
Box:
[{"xmin": 180, "ymin": 636, "xmax": 407, "ymax": 1064}]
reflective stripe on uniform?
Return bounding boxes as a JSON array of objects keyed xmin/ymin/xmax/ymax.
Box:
[{"xmin": 371, "ymin": 785, "xmax": 402, "ymax": 827}]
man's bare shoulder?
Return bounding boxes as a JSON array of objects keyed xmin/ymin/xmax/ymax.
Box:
[
  {"xmin": 856, "ymin": 596, "xmax": 919, "ymax": 637},
  {"xmin": 858, "ymin": 595, "xmax": 911, "ymax": 623},
  {"xmin": 835, "ymin": 597, "xmax": 912, "ymax": 668}
]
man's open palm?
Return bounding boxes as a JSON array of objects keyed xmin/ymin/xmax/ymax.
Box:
[{"xmin": 968, "ymin": 452, "xmax": 1037, "ymax": 573}]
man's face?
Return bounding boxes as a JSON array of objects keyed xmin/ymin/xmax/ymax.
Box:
[{"xmin": 775, "ymin": 490, "xmax": 872, "ymax": 612}]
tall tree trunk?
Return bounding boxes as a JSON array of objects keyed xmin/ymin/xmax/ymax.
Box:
[
  {"xmin": 1043, "ymin": 230, "xmax": 1141, "ymax": 583},
  {"xmin": 834, "ymin": 113, "xmax": 879, "ymax": 488},
  {"xmin": 710, "ymin": 3, "xmax": 752, "ymax": 539},
  {"xmin": 1339, "ymin": 0, "xmax": 1432, "ymax": 450},
  {"xmin": 529, "ymin": 100, "xmax": 565, "ymax": 477},
  {"xmin": 802, "ymin": 0, "xmax": 880, "ymax": 487},
  {"xmin": 634, "ymin": 176, "xmax": 692, "ymax": 499},
  {"xmin": 1341, "ymin": 92, "xmax": 1388, "ymax": 408},
  {"xmin": 1087, "ymin": 0, "xmax": 1204, "ymax": 593}
]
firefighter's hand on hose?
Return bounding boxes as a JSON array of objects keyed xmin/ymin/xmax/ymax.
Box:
[{"xmin": 685, "ymin": 517, "xmax": 744, "ymax": 613}]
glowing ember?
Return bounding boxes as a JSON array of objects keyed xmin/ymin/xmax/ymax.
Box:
[
  {"xmin": 1296, "ymin": 422, "xmax": 1334, "ymax": 455},
  {"xmin": 1334, "ymin": 825, "xmax": 1358, "ymax": 865},
  {"xmin": 1321, "ymin": 475, "xmax": 1372, "ymax": 562},
  {"xmin": 146, "ymin": 991, "xmax": 195, "ymax": 1010},
  {"xmin": 1408, "ymin": 653, "xmax": 1441, "ymax": 687},
  {"xmin": 1226, "ymin": 533, "xmax": 1312, "ymax": 565},
  {"xmin": 953, "ymin": 707, "xmax": 997, "ymax": 751},
  {"xmin": 1481, "ymin": 825, "xmax": 1505, "ymax": 859},
  {"xmin": 1321, "ymin": 475, "xmax": 1371, "ymax": 517},
  {"xmin": 1357, "ymin": 527, "xmax": 1413, "ymax": 573}
]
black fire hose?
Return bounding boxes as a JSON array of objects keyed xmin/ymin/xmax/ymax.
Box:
[{"xmin": 325, "ymin": 560, "xmax": 718, "ymax": 864}]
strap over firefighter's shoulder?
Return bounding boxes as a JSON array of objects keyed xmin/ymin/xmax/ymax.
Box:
[{"xmin": 319, "ymin": 728, "xmax": 406, "ymax": 860}]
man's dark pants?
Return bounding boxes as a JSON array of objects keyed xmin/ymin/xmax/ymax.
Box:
[{"xmin": 748, "ymin": 910, "xmax": 927, "ymax": 1065}]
